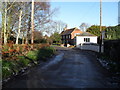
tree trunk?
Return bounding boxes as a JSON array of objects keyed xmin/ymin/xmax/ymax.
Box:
[
  {"xmin": 26, "ymin": 14, "xmax": 31, "ymax": 44},
  {"xmin": 22, "ymin": 32, "xmax": 25, "ymax": 44},
  {"xmin": 16, "ymin": 10, "xmax": 22, "ymax": 44},
  {"xmin": 25, "ymin": 37, "xmax": 28, "ymax": 44},
  {"xmin": 3, "ymin": 8, "xmax": 7, "ymax": 44},
  {"xmin": 31, "ymin": 0, "xmax": 34, "ymax": 45},
  {"xmin": 22, "ymin": 37, "xmax": 25, "ymax": 44}
]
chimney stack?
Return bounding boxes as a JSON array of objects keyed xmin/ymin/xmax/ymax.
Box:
[{"xmin": 64, "ymin": 24, "xmax": 68, "ymax": 31}]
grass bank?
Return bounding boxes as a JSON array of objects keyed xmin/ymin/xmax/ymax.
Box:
[{"xmin": 2, "ymin": 46, "xmax": 56, "ymax": 81}]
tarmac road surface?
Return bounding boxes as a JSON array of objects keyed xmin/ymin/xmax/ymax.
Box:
[{"xmin": 3, "ymin": 47, "xmax": 118, "ymax": 88}]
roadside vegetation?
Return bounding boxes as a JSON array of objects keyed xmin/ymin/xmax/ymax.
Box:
[
  {"xmin": 86, "ymin": 25, "xmax": 106, "ymax": 37},
  {"xmin": 0, "ymin": 1, "xmax": 65, "ymax": 83},
  {"xmin": 2, "ymin": 43, "xmax": 56, "ymax": 81},
  {"xmin": 97, "ymin": 53, "xmax": 120, "ymax": 75},
  {"xmin": 87, "ymin": 25, "xmax": 120, "ymax": 77}
]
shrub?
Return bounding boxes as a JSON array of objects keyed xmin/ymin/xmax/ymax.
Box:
[
  {"xmin": 38, "ymin": 46, "xmax": 56, "ymax": 61},
  {"xmin": 2, "ymin": 44, "xmax": 56, "ymax": 80},
  {"xmin": 17, "ymin": 56, "xmax": 30, "ymax": 67},
  {"xmin": 2, "ymin": 60, "xmax": 13, "ymax": 79},
  {"xmin": 108, "ymin": 62, "xmax": 120, "ymax": 73},
  {"xmin": 26, "ymin": 50, "xmax": 38, "ymax": 61},
  {"xmin": 26, "ymin": 46, "xmax": 55, "ymax": 61}
]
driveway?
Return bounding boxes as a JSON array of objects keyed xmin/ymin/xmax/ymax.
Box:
[{"xmin": 3, "ymin": 47, "xmax": 117, "ymax": 88}]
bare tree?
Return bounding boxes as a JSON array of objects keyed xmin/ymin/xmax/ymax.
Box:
[
  {"xmin": 34, "ymin": 2, "xmax": 58, "ymax": 31},
  {"xmin": 41, "ymin": 20, "xmax": 66, "ymax": 35},
  {"xmin": 50, "ymin": 20, "xmax": 67, "ymax": 33},
  {"xmin": 13, "ymin": 2, "xmax": 30, "ymax": 44},
  {"xmin": 79, "ymin": 23, "xmax": 89, "ymax": 32},
  {"xmin": 1, "ymin": 1, "xmax": 57, "ymax": 45},
  {"xmin": 2, "ymin": 0, "xmax": 16, "ymax": 44}
]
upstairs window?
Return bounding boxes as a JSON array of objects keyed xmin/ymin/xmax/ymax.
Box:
[
  {"xmin": 66, "ymin": 35, "xmax": 68, "ymax": 39},
  {"xmin": 62, "ymin": 36, "xmax": 64, "ymax": 39},
  {"xmin": 69, "ymin": 35, "xmax": 71, "ymax": 39}
]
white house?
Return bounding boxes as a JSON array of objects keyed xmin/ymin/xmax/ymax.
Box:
[
  {"xmin": 75, "ymin": 32, "xmax": 104, "ymax": 52},
  {"xmin": 75, "ymin": 32, "xmax": 97, "ymax": 47}
]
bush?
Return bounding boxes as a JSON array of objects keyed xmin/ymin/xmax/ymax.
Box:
[
  {"xmin": 2, "ymin": 59, "xmax": 30, "ymax": 79},
  {"xmin": 104, "ymin": 40, "xmax": 120, "ymax": 62},
  {"xmin": 2, "ymin": 45, "xmax": 56, "ymax": 80},
  {"xmin": 18, "ymin": 56, "xmax": 30, "ymax": 67},
  {"xmin": 98, "ymin": 53, "xmax": 120, "ymax": 74},
  {"xmin": 108, "ymin": 61, "xmax": 120, "ymax": 73},
  {"xmin": 2, "ymin": 60, "xmax": 13, "ymax": 79},
  {"xmin": 26, "ymin": 50, "xmax": 38, "ymax": 60},
  {"xmin": 38, "ymin": 46, "xmax": 56, "ymax": 61}
]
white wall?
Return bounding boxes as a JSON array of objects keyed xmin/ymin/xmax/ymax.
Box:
[
  {"xmin": 76, "ymin": 36, "xmax": 97, "ymax": 46},
  {"xmin": 78, "ymin": 44, "xmax": 103, "ymax": 53}
]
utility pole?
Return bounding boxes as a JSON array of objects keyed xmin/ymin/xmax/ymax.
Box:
[
  {"xmin": 99, "ymin": 0, "xmax": 102, "ymax": 53},
  {"xmin": 31, "ymin": 0, "xmax": 34, "ymax": 45}
]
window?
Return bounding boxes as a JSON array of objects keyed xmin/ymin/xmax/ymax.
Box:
[
  {"xmin": 62, "ymin": 36, "xmax": 64, "ymax": 39},
  {"xmin": 65, "ymin": 36, "xmax": 66, "ymax": 39},
  {"xmin": 69, "ymin": 35, "xmax": 71, "ymax": 39},
  {"xmin": 66, "ymin": 35, "xmax": 70, "ymax": 39},
  {"xmin": 68, "ymin": 35, "xmax": 69, "ymax": 38},
  {"xmin": 84, "ymin": 38, "xmax": 90, "ymax": 42},
  {"xmin": 66, "ymin": 35, "xmax": 68, "ymax": 39}
]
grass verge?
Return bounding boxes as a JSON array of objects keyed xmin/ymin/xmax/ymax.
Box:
[{"xmin": 2, "ymin": 46, "xmax": 56, "ymax": 81}]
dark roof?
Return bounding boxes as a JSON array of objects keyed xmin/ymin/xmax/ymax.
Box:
[
  {"xmin": 77, "ymin": 32, "xmax": 96, "ymax": 36},
  {"xmin": 61, "ymin": 28, "xmax": 82, "ymax": 35}
]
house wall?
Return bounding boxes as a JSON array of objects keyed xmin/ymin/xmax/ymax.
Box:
[
  {"xmin": 61, "ymin": 29, "xmax": 82, "ymax": 45},
  {"xmin": 76, "ymin": 36, "xmax": 97, "ymax": 46},
  {"xmin": 61, "ymin": 34, "xmax": 71, "ymax": 44},
  {"xmin": 75, "ymin": 36, "xmax": 103, "ymax": 52}
]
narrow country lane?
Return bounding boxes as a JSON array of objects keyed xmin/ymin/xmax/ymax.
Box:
[{"xmin": 3, "ymin": 47, "xmax": 117, "ymax": 88}]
